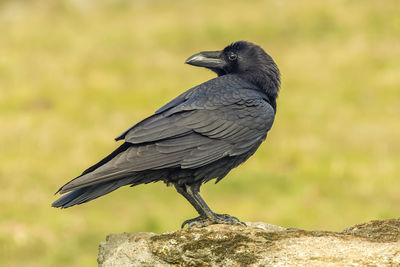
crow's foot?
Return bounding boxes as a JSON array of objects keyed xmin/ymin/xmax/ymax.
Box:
[{"xmin": 181, "ymin": 213, "xmax": 246, "ymax": 229}]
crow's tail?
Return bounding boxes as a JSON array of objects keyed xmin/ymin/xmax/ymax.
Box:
[{"xmin": 52, "ymin": 178, "xmax": 133, "ymax": 209}]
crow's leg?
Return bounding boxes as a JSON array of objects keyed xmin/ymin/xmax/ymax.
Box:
[
  {"xmin": 175, "ymin": 184, "xmax": 246, "ymax": 229},
  {"xmin": 174, "ymin": 184, "xmax": 210, "ymax": 218}
]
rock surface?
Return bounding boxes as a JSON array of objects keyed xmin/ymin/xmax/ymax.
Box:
[{"xmin": 98, "ymin": 218, "xmax": 400, "ymax": 266}]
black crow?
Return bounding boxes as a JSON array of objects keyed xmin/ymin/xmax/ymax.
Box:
[{"xmin": 52, "ymin": 41, "xmax": 280, "ymax": 228}]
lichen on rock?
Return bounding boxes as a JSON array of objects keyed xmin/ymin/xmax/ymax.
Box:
[{"xmin": 98, "ymin": 219, "xmax": 400, "ymax": 266}]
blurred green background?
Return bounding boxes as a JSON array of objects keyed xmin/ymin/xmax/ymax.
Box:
[{"xmin": 1, "ymin": 0, "xmax": 399, "ymax": 266}]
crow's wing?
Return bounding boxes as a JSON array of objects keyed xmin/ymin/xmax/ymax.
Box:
[
  {"xmin": 114, "ymin": 80, "xmax": 200, "ymax": 141},
  {"xmin": 59, "ymin": 79, "xmax": 275, "ymax": 193}
]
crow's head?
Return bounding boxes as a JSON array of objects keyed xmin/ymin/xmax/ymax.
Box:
[{"xmin": 185, "ymin": 41, "xmax": 280, "ymax": 97}]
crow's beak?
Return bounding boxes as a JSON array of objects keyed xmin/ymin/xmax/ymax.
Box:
[{"xmin": 185, "ymin": 51, "xmax": 225, "ymax": 70}]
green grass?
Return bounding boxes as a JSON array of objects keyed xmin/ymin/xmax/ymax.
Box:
[{"xmin": 1, "ymin": 0, "xmax": 399, "ymax": 266}]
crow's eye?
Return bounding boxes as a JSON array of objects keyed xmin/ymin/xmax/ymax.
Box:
[{"xmin": 227, "ymin": 52, "xmax": 237, "ymax": 61}]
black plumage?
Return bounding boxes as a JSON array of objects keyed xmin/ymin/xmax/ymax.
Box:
[{"xmin": 52, "ymin": 41, "xmax": 281, "ymax": 228}]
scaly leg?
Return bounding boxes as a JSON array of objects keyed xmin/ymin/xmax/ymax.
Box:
[{"xmin": 175, "ymin": 184, "xmax": 246, "ymax": 229}]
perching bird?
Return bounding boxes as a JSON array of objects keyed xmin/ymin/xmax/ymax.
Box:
[{"xmin": 52, "ymin": 41, "xmax": 280, "ymax": 229}]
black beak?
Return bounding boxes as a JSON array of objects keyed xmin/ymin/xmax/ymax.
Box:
[{"xmin": 185, "ymin": 51, "xmax": 225, "ymax": 70}]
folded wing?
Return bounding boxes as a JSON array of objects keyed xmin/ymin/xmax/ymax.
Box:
[{"xmin": 58, "ymin": 81, "xmax": 275, "ymax": 194}]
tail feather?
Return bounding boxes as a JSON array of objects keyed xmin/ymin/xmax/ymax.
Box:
[
  {"xmin": 55, "ymin": 143, "xmax": 131, "ymax": 195},
  {"xmin": 52, "ymin": 178, "xmax": 133, "ymax": 209}
]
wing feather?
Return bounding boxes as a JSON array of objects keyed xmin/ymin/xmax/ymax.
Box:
[{"xmin": 60, "ymin": 77, "xmax": 275, "ymax": 193}]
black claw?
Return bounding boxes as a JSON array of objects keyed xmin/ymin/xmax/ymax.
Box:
[
  {"xmin": 181, "ymin": 221, "xmax": 187, "ymax": 229},
  {"xmin": 213, "ymin": 213, "xmax": 246, "ymax": 226},
  {"xmin": 180, "ymin": 213, "xmax": 246, "ymax": 229},
  {"xmin": 181, "ymin": 218, "xmax": 195, "ymax": 229},
  {"xmin": 181, "ymin": 216, "xmax": 206, "ymax": 229}
]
